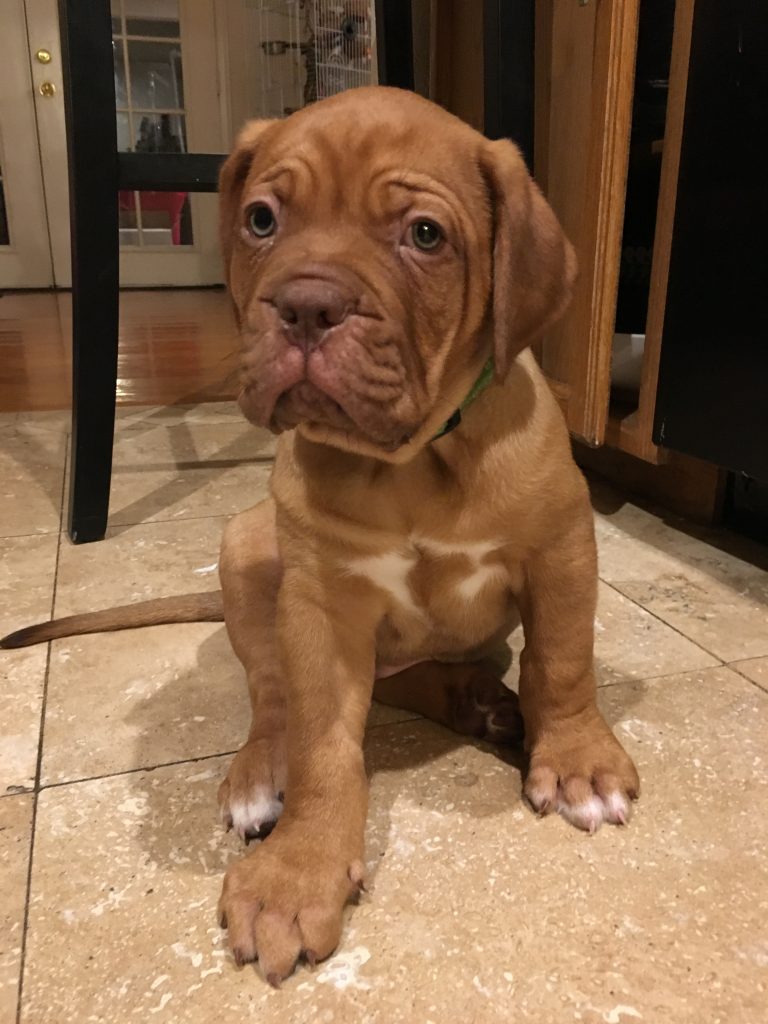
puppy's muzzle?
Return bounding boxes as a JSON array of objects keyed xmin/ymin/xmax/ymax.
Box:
[{"xmin": 274, "ymin": 276, "xmax": 354, "ymax": 353}]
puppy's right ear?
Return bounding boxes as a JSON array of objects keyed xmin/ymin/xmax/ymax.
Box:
[{"xmin": 218, "ymin": 120, "xmax": 276, "ymax": 288}]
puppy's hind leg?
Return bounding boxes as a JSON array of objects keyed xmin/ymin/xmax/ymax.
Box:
[
  {"xmin": 374, "ymin": 660, "xmax": 524, "ymax": 745},
  {"xmin": 218, "ymin": 499, "xmax": 286, "ymax": 842}
]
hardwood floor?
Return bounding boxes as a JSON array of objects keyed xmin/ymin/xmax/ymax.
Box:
[{"xmin": 0, "ymin": 288, "xmax": 240, "ymax": 412}]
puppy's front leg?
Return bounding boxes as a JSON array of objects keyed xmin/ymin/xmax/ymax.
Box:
[
  {"xmin": 518, "ymin": 501, "xmax": 640, "ymax": 833},
  {"xmin": 219, "ymin": 565, "xmax": 381, "ymax": 985}
]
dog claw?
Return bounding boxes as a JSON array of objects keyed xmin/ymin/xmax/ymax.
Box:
[
  {"xmin": 305, "ymin": 949, "xmax": 318, "ymax": 968},
  {"xmin": 266, "ymin": 972, "xmax": 282, "ymax": 990}
]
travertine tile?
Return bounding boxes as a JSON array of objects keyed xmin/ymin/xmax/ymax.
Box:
[
  {"xmin": 108, "ymin": 420, "xmax": 274, "ymax": 526},
  {"xmin": 42, "ymin": 624, "xmax": 246, "ymax": 784},
  {"xmin": 505, "ymin": 581, "xmax": 718, "ymax": 688},
  {"xmin": 730, "ymin": 656, "xmax": 768, "ymax": 693},
  {"xmin": 593, "ymin": 582, "xmax": 719, "ymax": 684},
  {"xmin": 22, "ymin": 666, "xmax": 768, "ymax": 1024},
  {"xmin": 595, "ymin": 503, "xmax": 768, "ymax": 662},
  {"xmin": 114, "ymin": 401, "xmax": 242, "ymax": 427},
  {"xmin": 0, "ymin": 418, "xmax": 66, "ymax": 537},
  {"xmin": 0, "ymin": 794, "xmax": 33, "ymax": 1024},
  {"xmin": 0, "ymin": 409, "xmax": 70, "ymax": 434},
  {"xmin": 42, "ymin": 621, "xmax": 408, "ymax": 784},
  {"xmin": 0, "ymin": 534, "xmax": 59, "ymax": 793},
  {"xmin": 54, "ymin": 516, "xmax": 225, "ymax": 618},
  {"xmin": 1, "ymin": 647, "xmax": 47, "ymax": 794}
]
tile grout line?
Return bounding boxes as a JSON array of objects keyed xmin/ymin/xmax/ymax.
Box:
[
  {"xmin": 31, "ymin": 713, "xmax": 425, "ymax": 794},
  {"xmin": 599, "ymin": 577, "xmax": 729, "ymax": 666},
  {"xmin": 37, "ymin": 747, "xmax": 240, "ymax": 793},
  {"xmin": 597, "ymin": 665, "xmax": 725, "ymax": 690},
  {"xmin": 0, "ymin": 529, "xmax": 61, "ymax": 542},
  {"xmin": 726, "ymin": 663, "xmax": 768, "ymax": 697},
  {"xmin": 15, "ymin": 448, "xmax": 67, "ymax": 1024}
]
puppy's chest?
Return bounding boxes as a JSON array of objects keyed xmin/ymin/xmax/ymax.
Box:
[{"xmin": 342, "ymin": 535, "xmax": 513, "ymax": 638}]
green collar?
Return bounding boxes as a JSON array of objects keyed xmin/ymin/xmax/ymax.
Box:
[{"xmin": 431, "ymin": 358, "xmax": 495, "ymax": 441}]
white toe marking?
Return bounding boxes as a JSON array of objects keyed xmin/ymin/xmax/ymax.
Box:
[
  {"xmin": 557, "ymin": 794, "xmax": 606, "ymax": 833},
  {"xmin": 525, "ymin": 782, "xmax": 554, "ymax": 812},
  {"xmin": 556, "ymin": 790, "xmax": 631, "ymax": 831},
  {"xmin": 603, "ymin": 790, "xmax": 631, "ymax": 824},
  {"xmin": 226, "ymin": 788, "xmax": 283, "ymax": 837}
]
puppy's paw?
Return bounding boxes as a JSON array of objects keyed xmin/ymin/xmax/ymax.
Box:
[
  {"xmin": 218, "ymin": 824, "xmax": 364, "ymax": 985},
  {"xmin": 451, "ymin": 669, "xmax": 524, "ymax": 745},
  {"xmin": 219, "ymin": 736, "xmax": 287, "ymax": 843},
  {"xmin": 524, "ymin": 712, "xmax": 639, "ymax": 833}
]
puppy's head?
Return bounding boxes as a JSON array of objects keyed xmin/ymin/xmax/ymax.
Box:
[{"xmin": 220, "ymin": 87, "xmax": 575, "ymax": 459}]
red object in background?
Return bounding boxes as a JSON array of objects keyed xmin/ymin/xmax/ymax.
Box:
[{"xmin": 118, "ymin": 190, "xmax": 188, "ymax": 245}]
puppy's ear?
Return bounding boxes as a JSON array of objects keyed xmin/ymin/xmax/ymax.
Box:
[
  {"xmin": 218, "ymin": 120, "xmax": 276, "ymax": 288},
  {"xmin": 480, "ymin": 139, "xmax": 577, "ymax": 379}
]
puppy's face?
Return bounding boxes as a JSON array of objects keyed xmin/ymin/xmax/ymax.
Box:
[{"xmin": 220, "ymin": 87, "xmax": 575, "ymax": 458}]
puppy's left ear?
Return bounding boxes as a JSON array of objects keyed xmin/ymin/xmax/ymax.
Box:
[{"xmin": 480, "ymin": 139, "xmax": 577, "ymax": 379}]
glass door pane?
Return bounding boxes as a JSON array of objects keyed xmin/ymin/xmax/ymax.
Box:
[{"xmin": 112, "ymin": 0, "xmax": 192, "ymax": 249}]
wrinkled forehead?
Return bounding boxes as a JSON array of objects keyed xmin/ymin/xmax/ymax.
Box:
[{"xmin": 243, "ymin": 101, "xmax": 489, "ymax": 221}]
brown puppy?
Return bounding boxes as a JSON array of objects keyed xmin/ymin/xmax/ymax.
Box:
[
  {"xmin": 215, "ymin": 86, "xmax": 638, "ymax": 983},
  {"xmin": 1, "ymin": 86, "xmax": 639, "ymax": 985}
]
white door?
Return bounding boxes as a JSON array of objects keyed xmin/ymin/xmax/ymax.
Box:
[
  {"xmin": 0, "ymin": 0, "xmax": 55, "ymax": 288},
  {"xmin": 2, "ymin": 0, "xmax": 379, "ymax": 291},
  {"xmin": 1, "ymin": 0, "xmax": 226, "ymax": 290}
]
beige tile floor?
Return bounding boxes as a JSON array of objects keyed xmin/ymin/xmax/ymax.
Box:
[{"xmin": 1, "ymin": 404, "xmax": 767, "ymax": 1024}]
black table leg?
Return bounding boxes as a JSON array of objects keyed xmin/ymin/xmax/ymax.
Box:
[{"xmin": 59, "ymin": 0, "xmax": 119, "ymax": 543}]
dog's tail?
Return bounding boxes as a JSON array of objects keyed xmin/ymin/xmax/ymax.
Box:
[{"xmin": 0, "ymin": 591, "xmax": 225, "ymax": 650}]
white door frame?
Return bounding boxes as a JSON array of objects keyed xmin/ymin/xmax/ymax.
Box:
[
  {"xmin": 0, "ymin": 0, "xmax": 54, "ymax": 288},
  {"xmin": 26, "ymin": 0, "xmax": 71, "ymax": 287}
]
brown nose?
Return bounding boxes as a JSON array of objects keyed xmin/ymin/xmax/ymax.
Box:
[{"xmin": 274, "ymin": 277, "xmax": 352, "ymax": 351}]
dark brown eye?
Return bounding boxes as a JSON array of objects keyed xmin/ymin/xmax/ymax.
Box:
[
  {"xmin": 411, "ymin": 219, "xmax": 443, "ymax": 252},
  {"xmin": 248, "ymin": 203, "xmax": 276, "ymax": 238}
]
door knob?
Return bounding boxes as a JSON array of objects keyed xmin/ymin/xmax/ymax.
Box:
[
  {"xmin": 36, "ymin": 48, "xmax": 52, "ymax": 64},
  {"xmin": 39, "ymin": 81, "xmax": 56, "ymax": 97}
]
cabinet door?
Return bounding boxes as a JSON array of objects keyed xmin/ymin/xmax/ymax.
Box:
[{"xmin": 536, "ymin": 0, "xmax": 639, "ymax": 444}]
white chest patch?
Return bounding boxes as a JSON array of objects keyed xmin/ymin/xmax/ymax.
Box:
[
  {"xmin": 345, "ymin": 550, "xmax": 421, "ymax": 615},
  {"xmin": 417, "ymin": 536, "xmax": 506, "ymax": 600},
  {"xmin": 456, "ymin": 561, "xmax": 507, "ymax": 600},
  {"xmin": 344, "ymin": 537, "xmax": 505, "ymax": 613},
  {"xmin": 414, "ymin": 537, "xmax": 498, "ymax": 560}
]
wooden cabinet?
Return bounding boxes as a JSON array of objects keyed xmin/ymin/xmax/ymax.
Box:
[
  {"xmin": 433, "ymin": 0, "xmax": 697, "ymax": 467},
  {"xmin": 535, "ymin": 0, "xmax": 696, "ymax": 465},
  {"xmin": 535, "ymin": 0, "xmax": 640, "ymax": 448}
]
